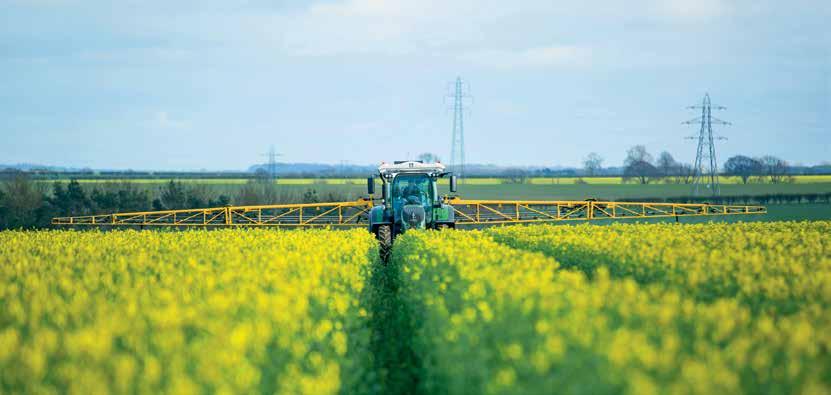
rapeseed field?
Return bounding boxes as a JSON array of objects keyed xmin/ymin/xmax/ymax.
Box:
[
  {"xmin": 395, "ymin": 226, "xmax": 830, "ymax": 394},
  {"xmin": 1, "ymin": 222, "xmax": 829, "ymax": 394},
  {"xmin": 0, "ymin": 229, "xmax": 377, "ymax": 394}
]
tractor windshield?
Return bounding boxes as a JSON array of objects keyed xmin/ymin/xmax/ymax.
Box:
[{"xmin": 391, "ymin": 174, "xmax": 433, "ymax": 212}]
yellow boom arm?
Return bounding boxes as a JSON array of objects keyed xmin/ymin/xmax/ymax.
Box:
[
  {"xmin": 51, "ymin": 197, "xmax": 765, "ymax": 227},
  {"xmin": 51, "ymin": 199, "xmax": 374, "ymax": 227},
  {"xmin": 445, "ymin": 198, "xmax": 766, "ymax": 224}
]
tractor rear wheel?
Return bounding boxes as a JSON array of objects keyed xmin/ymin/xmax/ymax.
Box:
[{"xmin": 376, "ymin": 225, "xmax": 392, "ymax": 262}]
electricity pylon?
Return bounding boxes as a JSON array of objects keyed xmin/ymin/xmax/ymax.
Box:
[
  {"xmin": 261, "ymin": 145, "xmax": 282, "ymax": 182},
  {"xmin": 446, "ymin": 77, "xmax": 471, "ymax": 181},
  {"xmin": 683, "ymin": 93, "xmax": 729, "ymax": 196}
]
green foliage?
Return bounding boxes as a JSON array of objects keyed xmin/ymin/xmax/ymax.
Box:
[
  {"xmin": 50, "ymin": 180, "xmax": 93, "ymax": 216},
  {"xmin": 394, "ymin": 227, "xmax": 831, "ymax": 394},
  {"xmin": 150, "ymin": 180, "xmax": 231, "ymax": 210},
  {"xmin": 362, "ymin": 245, "xmax": 423, "ymax": 395},
  {"xmin": 89, "ymin": 183, "xmax": 152, "ymax": 213},
  {"xmin": 724, "ymin": 155, "xmax": 763, "ymax": 184},
  {"xmin": 0, "ymin": 174, "xmax": 50, "ymax": 229}
]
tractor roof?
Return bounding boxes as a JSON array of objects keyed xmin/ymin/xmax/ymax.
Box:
[{"xmin": 378, "ymin": 161, "xmax": 446, "ymax": 178}]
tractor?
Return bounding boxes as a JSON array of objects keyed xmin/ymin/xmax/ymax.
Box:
[{"xmin": 366, "ymin": 161, "xmax": 457, "ymax": 247}]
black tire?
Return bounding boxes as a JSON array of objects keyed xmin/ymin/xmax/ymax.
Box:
[{"xmin": 376, "ymin": 225, "xmax": 392, "ymax": 262}]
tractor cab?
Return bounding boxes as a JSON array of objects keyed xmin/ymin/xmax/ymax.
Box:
[
  {"xmin": 367, "ymin": 161, "xmax": 457, "ymax": 244},
  {"xmin": 391, "ymin": 173, "xmax": 432, "ymax": 230}
]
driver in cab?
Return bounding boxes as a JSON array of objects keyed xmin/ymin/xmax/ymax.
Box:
[{"xmin": 402, "ymin": 179, "xmax": 423, "ymax": 204}]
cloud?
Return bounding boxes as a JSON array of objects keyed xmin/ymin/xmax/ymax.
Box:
[
  {"xmin": 652, "ymin": 0, "xmax": 731, "ymax": 21},
  {"xmin": 279, "ymin": 0, "xmax": 479, "ymax": 56},
  {"xmin": 460, "ymin": 45, "xmax": 591, "ymax": 70},
  {"xmin": 275, "ymin": 0, "xmax": 598, "ymax": 73},
  {"xmin": 274, "ymin": 0, "xmax": 731, "ymax": 70},
  {"xmin": 275, "ymin": 0, "xmax": 734, "ymax": 59},
  {"xmin": 151, "ymin": 111, "xmax": 188, "ymax": 129}
]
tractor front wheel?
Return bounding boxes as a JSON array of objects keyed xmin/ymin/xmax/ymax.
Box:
[{"xmin": 376, "ymin": 225, "xmax": 392, "ymax": 262}]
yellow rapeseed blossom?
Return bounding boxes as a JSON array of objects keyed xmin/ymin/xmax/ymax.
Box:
[
  {"xmin": 0, "ymin": 228, "xmax": 377, "ymax": 394},
  {"xmin": 394, "ymin": 226, "xmax": 831, "ymax": 395},
  {"xmin": 488, "ymin": 221, "xmax": 831, "ymax": 315},
  {"xmin": 3, "ymin": 221, "xmax": 829, "ymax": 394}
]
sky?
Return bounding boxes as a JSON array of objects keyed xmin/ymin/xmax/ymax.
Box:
[{"xmin": 1, "ymin": 0, "xmax": 829, "ymax": 170}]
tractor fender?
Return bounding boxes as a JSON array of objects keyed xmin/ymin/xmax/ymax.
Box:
[
  {"xmin": 368, "ymin": 205, "xmax": 391, "ymax": 232},
  {"xmin": 434, "ymin": 203, "xmax": 455, "ymax": 223}
]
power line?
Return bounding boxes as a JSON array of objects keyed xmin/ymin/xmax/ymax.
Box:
[
  {"xmin": 683, "ymin": 93, "xmax": 730, "ymax": 197},
  {"xmin": 446, "ymin": 76, "xmax": 471, "ymax": 181}
]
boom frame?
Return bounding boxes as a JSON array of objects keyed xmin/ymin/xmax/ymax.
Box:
[
  {"xmin": 51, "ymin": 199, "xmax": 374, "ymax": 227},
  {"xmin": 51, "ymin": 197, "xmax": 766, "ymax": 228},
  {"xmin": 446, "ymin": 198, "xmax": 766, "ymax": 224}
]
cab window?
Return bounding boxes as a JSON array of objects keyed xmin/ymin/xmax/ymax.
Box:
[{"xmin": 392, "ymin": 175, "xmax": 432, "ymax": 208}]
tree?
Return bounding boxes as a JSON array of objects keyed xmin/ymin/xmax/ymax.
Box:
[
  {"xmin": 502, "ymin": 168, "xmax": 529, "ymax": 184},
  {"xmin": 656, "ymin": 151, "xmax": 678, "ymax": 180},
  {"xmin": 0, "ymin": 173, "xmax": 47, "ymax": 229},
  {"xmin": 89, "ymin": 183, "xmax": 152, "ymax": 213},
  {"xmin": 417, "ymin": 153, "xmax": 440, "ymax": 163},
  {"xmin": 50, "ymin": 180, "xmax": 93, "ymax": 216},
  {"xmin": 723, "ymin": 155, "xmax": 763, "ymax": 184},
  {"xmin": 623, "ymin": 145, "xmax": 658, "ymax": 184},
  {"xmin": 116, "ymin": 184, "xmax": 152, "ymax": 212},
  {"xmin": 0, "ymin": 188, "xmax": 5, "ymax": 227},
  {"xmin": 303, "ymin": 189, "xmax": 319, "ymax": 203},
  {"xmin": 210, "ymin": 195, "xmax": 231, "ymax": 207},
  {"xmin": 623, "ymin": 161, "xmax": 659, "ymax": 184},
  {"xmin": 157, "ymin": 180, "xmax": 188, "ymax": 210},
  {"xmin": 582, "ymin": 153, "xmax": 604, "ymax": 176},
  {"xmin": 673, "ymin": 163, "xmax": 695, "ymax": 184},
  {"xmin": 758, "ymin": 155, "xmax": 792, "ymax": 183},
  {"xmin": 624, "ymin": 145, "xmax": 653, "ymax": 167}
]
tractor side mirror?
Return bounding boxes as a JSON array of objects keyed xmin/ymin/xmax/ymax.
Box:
[
  {"xmin": 449, "ymin": 175, "xmax": 458, "ymax": 193},
  {"xmin": 367, "ymin": 177, "xmax": 375, "ymax": 195}
]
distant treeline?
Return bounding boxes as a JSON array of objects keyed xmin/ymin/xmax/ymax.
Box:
[
  {"xmin": 2, "ymin": 173, "xmax": 829, "ymax": 230},
  {"xmin": 0, "ymin": 175, "xmax": 355, "ymax": 230},
  {"xmin": 620, "ymin": 193, "xmax": 831, "ymax": 206}
]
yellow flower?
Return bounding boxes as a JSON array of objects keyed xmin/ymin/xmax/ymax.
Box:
[{"xmin": 0, "ymin": 228, "xmax": 376, "ymax": 394}]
